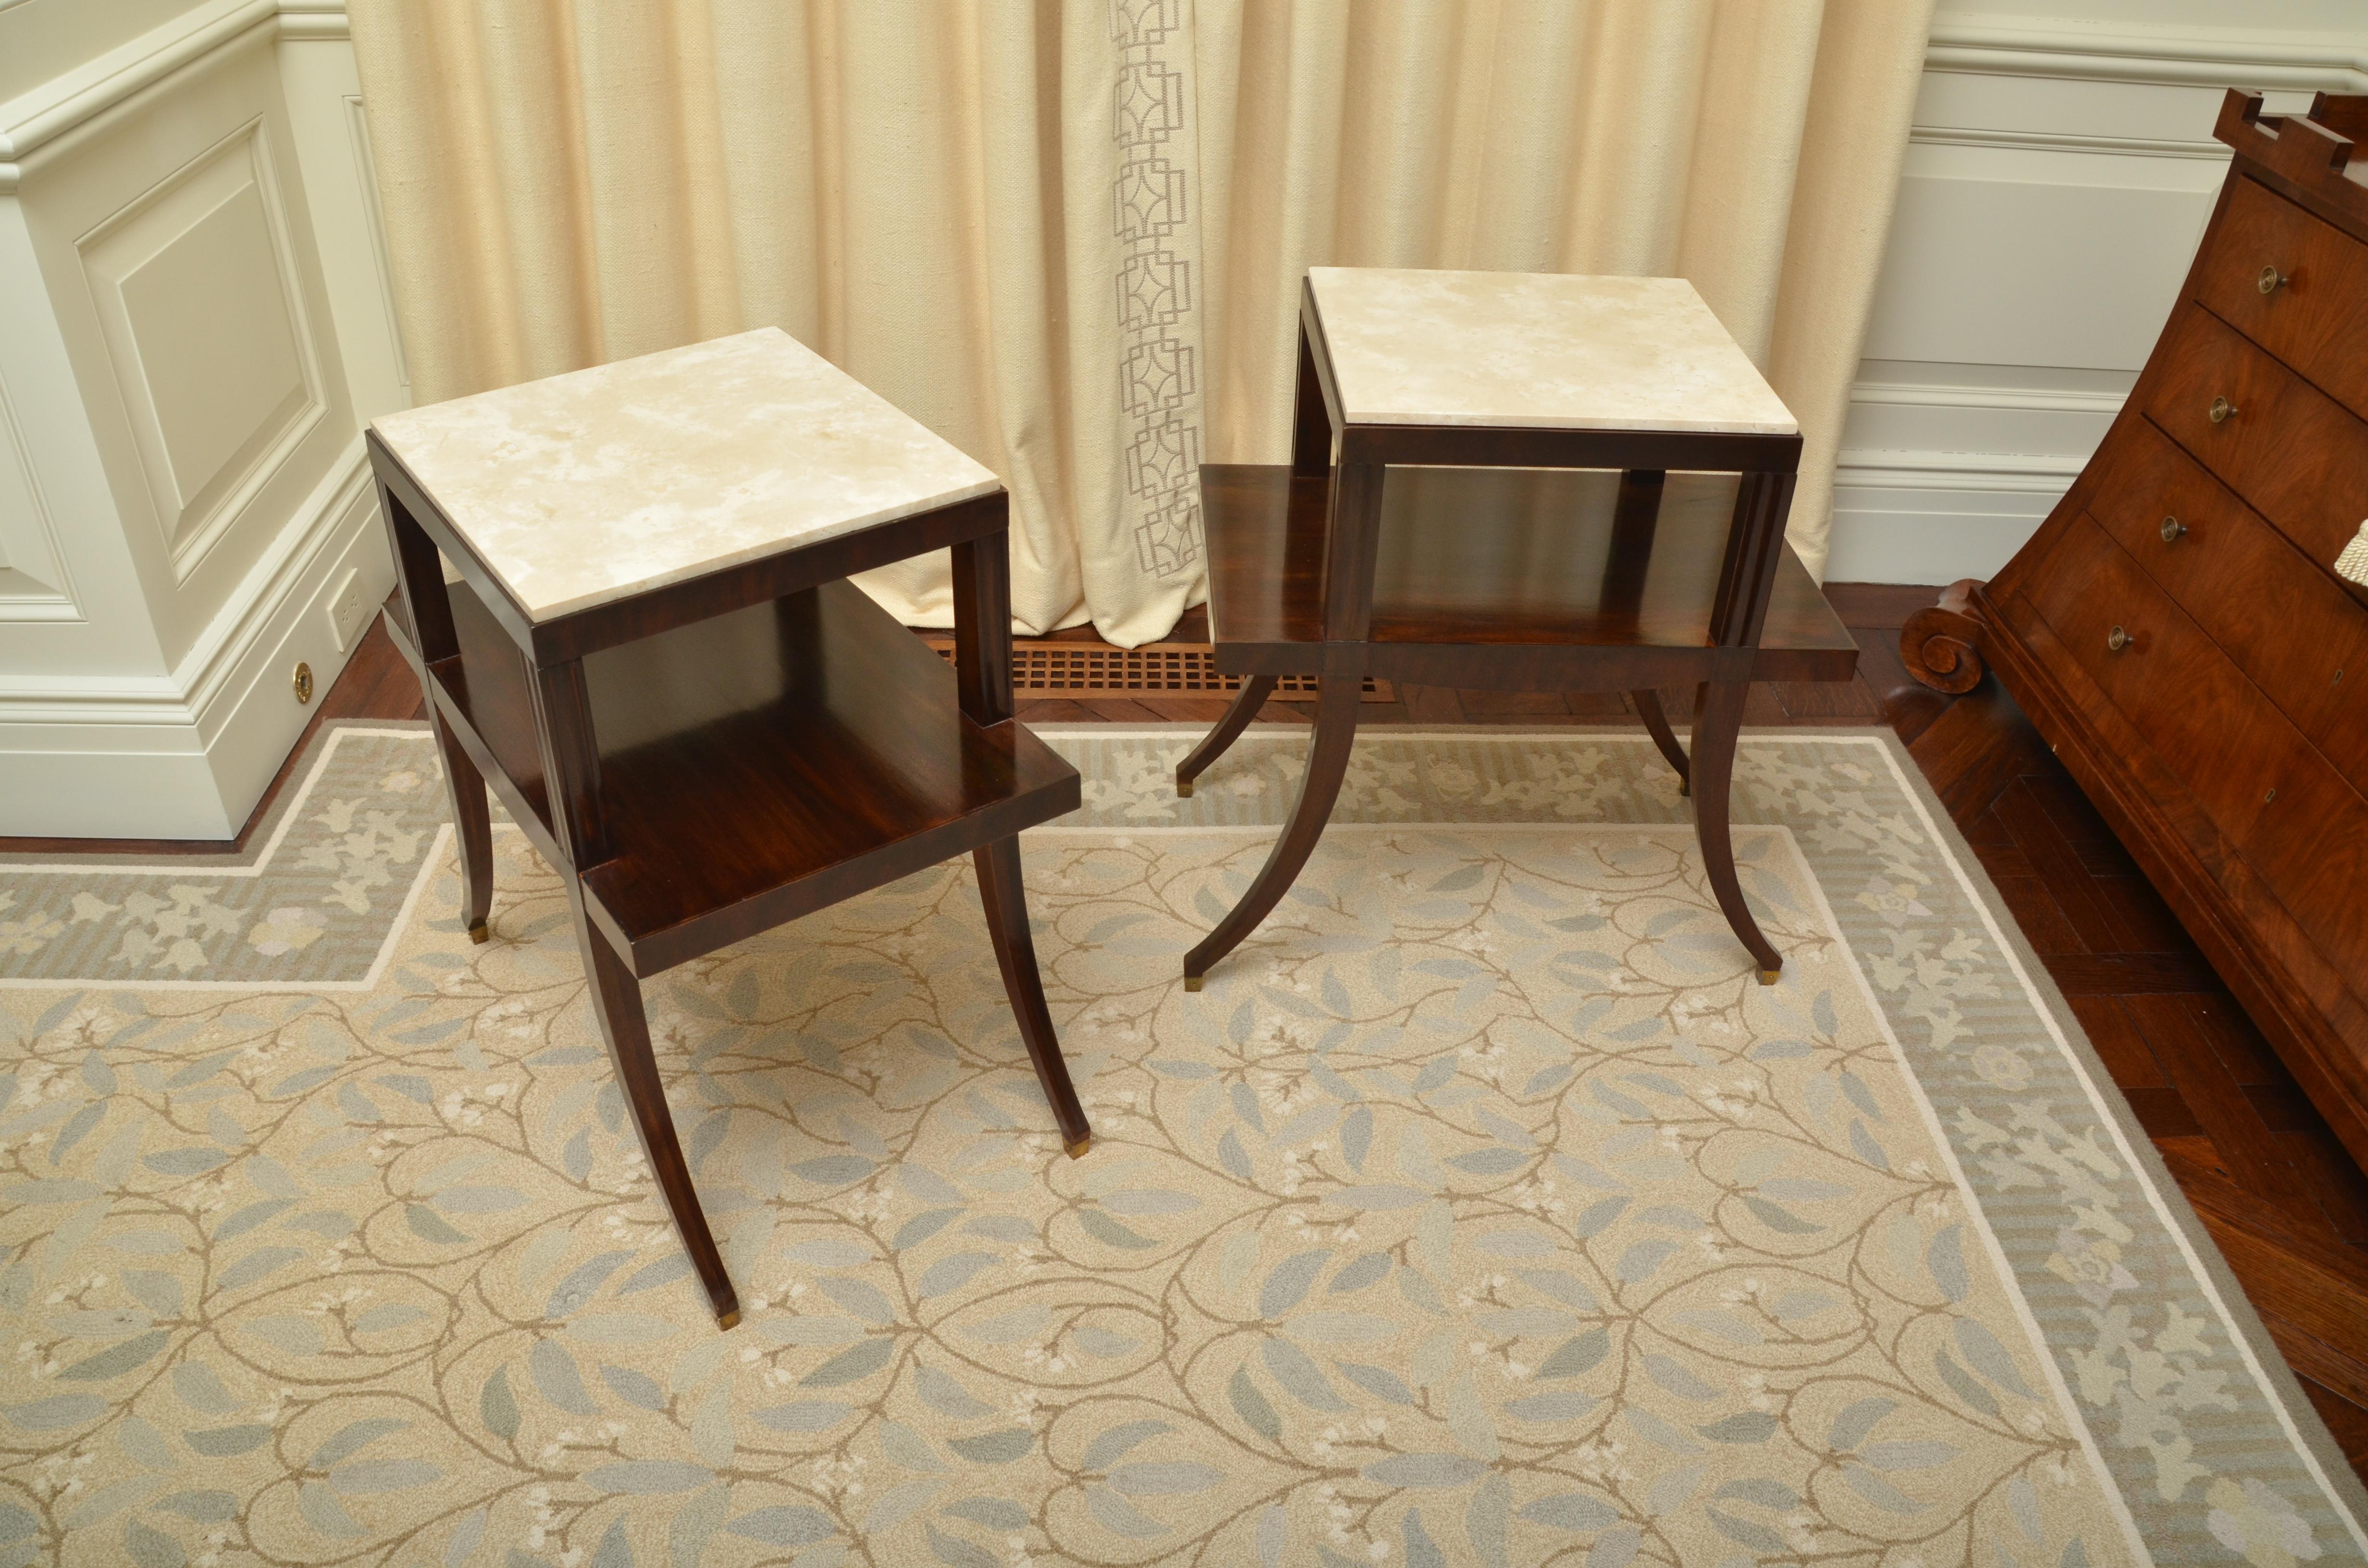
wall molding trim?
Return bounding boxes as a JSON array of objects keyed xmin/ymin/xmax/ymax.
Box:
[
  {"xmin": 0, "ymin": 356, "xmax": 79, "ymax": 621},
  {"xmin": 1926, "ymin": 16, "xmax": 2368, "ymax": 94},
  {"xmin": 1834, "ymin": 447, "xmax": 2085, "ymax": 497},
  {"xmin": 0, "ymin": 0, "xmax": 349, "ymax": 190},
  {"xmin": 1908, "ymin": 124, "xmax": 2227, "ymax": 161},
  {"xmin": 1850, "ymin": 380, "xmax": 2127, "ymax": 417}
]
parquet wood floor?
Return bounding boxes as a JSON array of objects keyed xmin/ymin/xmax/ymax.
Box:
[{"xmin": 13, "ymin": 585, "xmax": 2366, "ymax": 1480}]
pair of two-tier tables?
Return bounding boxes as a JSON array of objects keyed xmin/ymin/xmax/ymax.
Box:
[{"xmin": 366, "ymin": 270, "xmax": 1855, "ymax": 1331}]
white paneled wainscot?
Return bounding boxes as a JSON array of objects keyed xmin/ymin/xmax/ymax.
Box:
[
  {"xmin": 0, "ymin": 0, "xmax": 401, "ymax": 837},
  {"xmin": 1828, "ymin": 9, "xmax": 2368, "ymax": 584}
]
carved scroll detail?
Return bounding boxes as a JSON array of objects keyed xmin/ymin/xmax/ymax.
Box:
[{"xmin": 1900, "ymin": 578, "xmax": 1988, "ymax": 694}]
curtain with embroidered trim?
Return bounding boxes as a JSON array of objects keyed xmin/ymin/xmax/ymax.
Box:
[{"xmin": 349, "ymin": 0, "xmax": 1930, "ymax": 644}]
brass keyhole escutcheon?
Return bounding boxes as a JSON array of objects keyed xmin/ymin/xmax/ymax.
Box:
[
  {"xmin": 2208, "ymin": 396, "xmax": 2237, "ymax": 424},
  {"xmin": 2259, "ymin": 264, "xmax": 2287, "ymax": 295},
  {"xmin": 2265, "ymin": 787, "xmax": 2278, "ymax": 804},
  {"xmin": 2106, "ymin": 625, "xmax": 2132, "ymax": 653},
  {"xmin": 2160, "ymin": 516, "xmax": 2187, "ymax": 543},
  {"xmin": 293, "ymin": 662, "xmax": 314, "ymax": 704}
]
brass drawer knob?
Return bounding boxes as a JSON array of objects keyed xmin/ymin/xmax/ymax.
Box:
[
  {"xmin": 2208, "ymin": 395, "xmax": 2237, "ymax": 424},
  {"xmin": 2259, "ymin": 264, "xmax": 2288, "ymax": 295},
  {"xmin": 2160, "ymin": 516, "xmax": 2187, "ymax": 543},
  {"xmin": 2107, "ymin": 625, "xmax": 2133, "ymax": 653}
]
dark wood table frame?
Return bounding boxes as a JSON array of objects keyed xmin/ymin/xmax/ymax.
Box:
[
  {"xmin": 1177, "ymin": 279, "xmax": 1853, "ymax": 988},
  {"xmin": 366, "ymin": 430, "xmax": 1091, "ymax": 1331}
]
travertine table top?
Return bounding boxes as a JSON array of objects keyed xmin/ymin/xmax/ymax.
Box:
[
  {"xmin": 1305, "ymin": 269, "xmax": 1798, "ymax": 436},
  {"xmin": 371, "ymin": 328, "xmax": 999, "ymax": 622}
]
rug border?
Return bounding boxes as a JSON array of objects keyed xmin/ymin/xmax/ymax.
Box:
[
  {"xmin": 1031, "ymin": 719, "xmax": 2368, "ymax": 1541},
  {"xmin": 0, "ymin": 720, "xmax": 435, "ymax": 873},
  {"xmin": 12, "ymin": 715, "xmax": 2362, "ymax": 1538},
  {"xmin": 1852, "ymin": 722, "xmax": 2368, "ymax": 1538}
]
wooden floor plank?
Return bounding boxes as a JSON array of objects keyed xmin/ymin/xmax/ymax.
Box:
[
  {"xmin": 2038, "ymin": 952, "xmax": 2229, "ymax": 994},
  {"xmin": 2183, "ymin": 991, "xmax": 2294, "ymax": 1086},
  {"xmin": 1398, "ymin": 685, "xmax": 1465, "ymax": 724},
  {"xmin": 2291, "ymin": 1128, "xmax": 2368, "ymax": 1249},
  {"xmin": 2302, "ymin": 1380, "xmax": 2368, "ymax": 1470},
  {"xmin": 1775, "ymin": 674, "xmax": 1883, "ymax": 721},
  {"xmin": 2122, "ymin": 1085, "xmax": 2208, "ymax": 1139},
  {"xmin": 2261, "ymin": 1315, "xmax": 2368, "ymax": 1412},
  {"xmin": 1906, "ymin": 684, "xmax": 2049, "ymax": 822},
  {"xmin": 2128, "ymin": 992, "xmax": 2324, "ymax": 1222},
  {"xmin": 1993, "ymin": 780, "xmax": 2126, "ymax": 954},
  {"xmin": 2067, "ymin": 994, "xmax": 2173, "ymax": 1090},
  {"xmin": 1984, "ymin": 866, "xmax": 2092, "ymax": 956}
]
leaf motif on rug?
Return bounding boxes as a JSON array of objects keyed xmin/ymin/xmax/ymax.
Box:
[{"xmin": 0, "ymin": 726, "xmax": 2358, "ymax": 1567}]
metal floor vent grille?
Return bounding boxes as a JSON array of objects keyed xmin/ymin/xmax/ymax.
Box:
[{"xmin": 922, "ymin": 639, "xmax": 1391, "ymax": 701}]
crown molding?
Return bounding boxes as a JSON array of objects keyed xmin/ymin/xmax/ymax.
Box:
[{"xmin": 0, "ymin": 0, "xmax": 349, "ymax": 189}]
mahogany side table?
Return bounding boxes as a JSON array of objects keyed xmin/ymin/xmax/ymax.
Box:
[
  {"xmin": 1178, "ymin": 269, "xmax": 1859, "ymax": 989},
  {"xmin": 366, "ymin": 328, "xmax": 1091, "ymax": 1331}
]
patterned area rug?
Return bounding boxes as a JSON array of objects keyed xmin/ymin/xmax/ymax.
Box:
[{"xmin": 1, "ymin": 722, "xmax": 2362, "ymax": 1568}]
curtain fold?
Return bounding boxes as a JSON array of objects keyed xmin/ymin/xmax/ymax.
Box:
[{"xmin": 350, "ymin": 0, "xmax": 1932, "ymax": 643}]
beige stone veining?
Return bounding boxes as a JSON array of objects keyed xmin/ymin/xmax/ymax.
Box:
[
  {"xmin": 1306, "ymin": 269, "xmax": 1798, "ymax": 436},
  {"xmin": 371, "ymin": 328, "xmax": 999, "ymax": 622}
]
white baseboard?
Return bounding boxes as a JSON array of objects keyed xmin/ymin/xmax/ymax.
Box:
[
  {"xmin": 1825, "ymin": 449, "xmax": 2073, "ymax": 585},
  {"xmin": 1825, "ymin": 507, "xmax": 2052, "ymax": 587},
  {"xmin": 0, "ymin": 440, "xmax": 389, "ymax": 837}
]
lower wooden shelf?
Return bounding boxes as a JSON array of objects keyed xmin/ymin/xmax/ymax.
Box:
[
  {"xmin": 413, "ymin": 577, "xmax": 1080, "ymax": 975},
  {"xmin": 1202, "ymin": 464, "xmax": 1858, "ymax": 686}
]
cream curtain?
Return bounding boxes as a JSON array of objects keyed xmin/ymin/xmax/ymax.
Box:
[{"xmin": 349, "ymin": 0, "xmax": 1932, "ymax": 646}]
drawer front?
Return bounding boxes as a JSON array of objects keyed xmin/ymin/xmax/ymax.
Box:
[
  {"xmin": 2143, "ymin": 303, "xmax": 2368, "ymax": 569},
  {"xmin": 2026, "ymin": 513, "xmax": 2290, "ymax": 845},
  {"xmin": 2085, "ymin": 416, "xmax": 2368, "ymax": 774},
  {"xmin": 2025, "ymin": 513, "xmax": 2368, "ymax": 977},
  {"xmin": 2195, "ymin": 177, "xmax": 2368, "ymax": 424}
]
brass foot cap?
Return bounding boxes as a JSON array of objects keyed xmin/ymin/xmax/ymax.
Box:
[
  {"xmin": 1064, "ymin": 1136, "xmax": 1091, "ymax": 1160},
  {"xmin": 1183, "ymin": 974, "xmax": 1204, "ymax": 992},
  {"xmin": 1756, "ymin": 967, "xmax": 1781, "ymax": 986},
  {"xmin": 1677, "ymin": 781, "xmax": 1691, "ymax": 797},
  {"xmin": 1176, "ymin": 777, "xmax": 1195, "ymax": 797},
  {"xmin": 467, "ymin": 921, "xmax": 491, "ymax": 945},
  {"xmin": 715, "ymin": 1306, "xmax": 742, "ymax": 1331}
]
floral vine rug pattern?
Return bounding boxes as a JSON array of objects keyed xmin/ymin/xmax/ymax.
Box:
[{"xmin": 1, "ymin": 722, "xmax": 2361, "ymax": 1568}]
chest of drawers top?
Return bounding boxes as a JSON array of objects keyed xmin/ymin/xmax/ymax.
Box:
[{"xmin": 2165, "ymin": 95, "xmax": 2368, "ymax": 592}]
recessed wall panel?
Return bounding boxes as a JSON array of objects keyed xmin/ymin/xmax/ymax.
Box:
[{"xmin": 76, "ymin": 121, "xmax": 325, "ymax": 578}]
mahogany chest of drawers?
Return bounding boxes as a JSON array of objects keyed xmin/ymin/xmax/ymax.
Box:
[{"xmin": 1906, "ymin": 91, "xmax": 2368, "ymax": 1164}]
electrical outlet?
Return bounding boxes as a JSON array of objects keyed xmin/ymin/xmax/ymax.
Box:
[{"xmin": 325, "ymin": 568, "xmax": 369, "ymax": 652}]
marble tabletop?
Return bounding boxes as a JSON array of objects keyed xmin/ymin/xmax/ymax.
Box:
[
  {"xmin": 371, "ymin": 328, "xmax": 999, "ymax": 622},
  {"xmin": 1305, "ymin": 269, "xmax": 1798, "ymax": 436}
]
